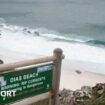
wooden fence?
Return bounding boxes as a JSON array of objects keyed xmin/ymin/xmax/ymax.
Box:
[{"xmin": 0, "ymin": 48, "xmax": 64, "ymax": 105}]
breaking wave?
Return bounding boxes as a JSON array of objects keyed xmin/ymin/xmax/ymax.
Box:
[{"xmin": 0, "ymin": 23, "xmax": 105, "ymax": 64}]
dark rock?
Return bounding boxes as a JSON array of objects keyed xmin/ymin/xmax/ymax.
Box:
[
  {"xmin": 59, "ymin": 89, "xmax": 76, "ymax": 105},
  {"xmin": 23, "ymin": 28, "xmax": 32, "ymax": 34},
  {"xmin": 27, "ymin": 30, "xmax": 32, "ymax": 34},
  {"xmin": 92, "ymin": 83, "xmax": 105, "ymax": 99},
  {"xmin": 59, "ymin": 83, "xmax": 105, "ymax": 105},
  {"xmin": 34, "ymin": 31, "xmax": 40, "ymax": 36},
  {"xmin": 75, "ymin": 70, "xmax": 82, "ymax": 74},
  {"xmin": 0, "ymin": 59, "xmax": 3, "ymax": 64},
  {"xmin": 81, "ymin": 86, "xmax": 92, "ymax": 93}
]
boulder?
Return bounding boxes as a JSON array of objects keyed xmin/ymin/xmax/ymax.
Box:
[
  {"xmin": 34, "ymin": 31, "xmax": 40, "ymax": 36},
  {"xmin": 75, "ymin": 70, "xmax": 82, "ymax": 74},
  {"xmin": 0, "ymin": 59, "xmax": 3, "ymax": 64}
]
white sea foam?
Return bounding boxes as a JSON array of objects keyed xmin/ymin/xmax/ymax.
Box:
[{"xmin": 0, "ymin": 24, "xmax": 105, "ymax": 64}]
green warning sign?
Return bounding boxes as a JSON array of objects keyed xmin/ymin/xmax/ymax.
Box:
[{"xmin": 0, "ymin": 63, "xmax": 53, "ymax": 104}]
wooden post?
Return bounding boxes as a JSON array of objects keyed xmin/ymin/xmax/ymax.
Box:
[{"xmin": 52, "ymin": 48, "xmax": 63, "ymax": 105}]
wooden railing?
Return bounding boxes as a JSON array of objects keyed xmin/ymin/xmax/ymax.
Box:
[{"xmin": 0, "ymin": 48, "xmax": 64, "ymax": 105}]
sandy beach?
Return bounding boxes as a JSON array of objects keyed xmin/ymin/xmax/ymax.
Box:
[
  {"xmin": 61, "ymin": 62, "xmax": 105, "ymax": 90},
  {"xmin": 0, "ymin": 49, "xmax": 105, "ymax": 91}
]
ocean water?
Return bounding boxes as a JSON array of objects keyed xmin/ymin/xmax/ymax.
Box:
[{"xmin": 0, "ymin": 0, "xmax": 105, "ymax": 73}]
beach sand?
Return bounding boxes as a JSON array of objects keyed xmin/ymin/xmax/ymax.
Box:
[
  {"xmin": 61, "ymin": 60, "xmax": 105, "ymax": 90},
  {"xmin": 0, "ymin": 49, "xmax": 105, "ymax": 91}
]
